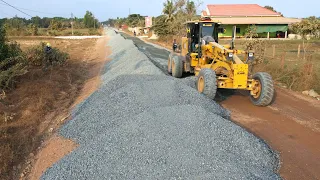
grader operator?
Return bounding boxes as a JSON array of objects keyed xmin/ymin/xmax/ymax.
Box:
[{"xmin": 168, "ymin": 17, "xmax": 274, "ymax": 106}]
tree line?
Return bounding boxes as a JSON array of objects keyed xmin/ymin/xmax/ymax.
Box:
[
  {"xmin": 0, "ymin": 11, "xmax": 100, "ymax": 36},
  {"xmin": 290, "ymin": 16, "xmax": 320, "ymax": 39},
  {"xmin": 106, "ymin": 0, "xmax": 200, "ymax": 40},
  {"xmin": 104, "ymin": 14, "xmax": 146, "ymax": 29}
]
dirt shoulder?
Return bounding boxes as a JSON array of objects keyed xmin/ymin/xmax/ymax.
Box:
[
  {"xmin": 0, "ymin": 36, "xmax": 109, "ymax": 180},
  {"xmin": 221, "ymin": 88, "xmax": 320, "ymax": 180},
  {"xmin": 26, "ymin": 36, "xmax": 110, "ymax": 180}
]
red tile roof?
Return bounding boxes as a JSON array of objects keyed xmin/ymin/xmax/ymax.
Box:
[
  {"xmin": 211, "ymin": 17, "xmax": 301, "ymax": 25},
  {"xmin": 207, "ymin": 4, "xmax": 281, "ymax": 17}
]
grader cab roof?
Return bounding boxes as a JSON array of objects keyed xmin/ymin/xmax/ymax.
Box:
[{"xmin": 185, "ymin": 17, "xmax": 221, "ymax": 24}]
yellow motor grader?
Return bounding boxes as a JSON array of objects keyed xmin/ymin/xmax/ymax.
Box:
[{"xmin": 168, "ymin": 17, "xmax": 274, "ymax": 106}]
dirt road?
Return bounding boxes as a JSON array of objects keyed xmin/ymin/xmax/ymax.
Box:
[
  {"xmin": 121, "ymin": 33, "xmax": 320, "ymax": 180},
  {"xmin": 222, "ymin": 89, "xmax": 320, "ymax": 180}
]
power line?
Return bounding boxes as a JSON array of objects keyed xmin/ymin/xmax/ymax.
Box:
[
  {"xmin": 0, "ymin": 3, "xmax": 67, "ymax": 17},
  {"xmin": 0, "ymin": 0, "xmax": 32, "ymax": 17},
  {"xmin": 18, "ymin": 7, "xmax": 66, "ymax": 16}
]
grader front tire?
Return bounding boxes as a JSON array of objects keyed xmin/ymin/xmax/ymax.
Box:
[
  {"xmin": 250, "ymin": 72, "xmax": 274, "ymax": 106},
  {"xmin": 172, "ymin": 55, "xmax": 183, "ymax": 78},
  {"xmin": 197, "ymin": 68, "xmax": 217, "ymax": 99}
]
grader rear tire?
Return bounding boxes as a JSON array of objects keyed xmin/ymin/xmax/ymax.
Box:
[
  {"xmin": 172, "ymin": 55, "xmax": 183, "ymax": 78},
  {"xmin": 250, "ymin": 72, "xmax": 274, "ymax": 106},
  {"xmin": 197, "ymin": 68, "xmax": 217, "ymax": 99}
]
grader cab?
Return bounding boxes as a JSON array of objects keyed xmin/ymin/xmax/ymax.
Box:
[{"xmin": 168, "ymin": 18, "xmax": 274, "ymax": 106}]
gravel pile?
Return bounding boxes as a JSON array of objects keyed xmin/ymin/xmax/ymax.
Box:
[
  {"xmin": 41, "ymin": 29, "xmax": 280, "ymax": 180},
  {"xmin": 119, "ymin": 33, "xmax": 170, "ymax": 74}
]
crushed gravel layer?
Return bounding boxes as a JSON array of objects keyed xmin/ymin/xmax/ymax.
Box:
[{"xmin": 41, "ymin": 29, "xmax": 280, "ymax": 180}]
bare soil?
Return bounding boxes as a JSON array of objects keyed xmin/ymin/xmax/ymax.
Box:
[
  {"xmin": 28, "ymin": 136, "xmax": 78, "ymax": 180},
  {"xmin": 25, "ymin": 36, "xmax": 109, "ymax": 180},
  {"xmin": 222, "ymin": 88, "xmax": 320, "ymax": 180},
  {"xmin": 0, "ymin": 37, "xmax": 108, "ymax": 180}
]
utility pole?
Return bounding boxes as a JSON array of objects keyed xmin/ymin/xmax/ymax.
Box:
[
  {"xmin": 71, "ymin": 13, "xmax": 74, "ymax": 36},
  {"xmin": 129, "ymin": 8, "xmax": 131, "ymax": 16}
]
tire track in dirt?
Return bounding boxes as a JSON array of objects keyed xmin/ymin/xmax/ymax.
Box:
[{"xmin": 222, "ymin": 89, "xmax": 320, "ymax": 180}]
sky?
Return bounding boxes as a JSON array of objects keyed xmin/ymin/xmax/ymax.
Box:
[{"xmin": 0, "ymin": 0, "xmax": 319, "ymax": 21}]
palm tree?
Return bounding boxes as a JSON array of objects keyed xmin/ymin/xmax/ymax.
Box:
[
  {"xmin": 163, "ymin": 0, "xmax": 177, "ymax": 22},
  {"xmin": 185, "ymin": 0, "xmax": 196, "ymax": 21}
]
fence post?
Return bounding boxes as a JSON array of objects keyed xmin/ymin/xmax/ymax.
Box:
[
  {"xmin": 281, "ymin": 52, "xmax": 286, "ymax": 70},
  {"xmin": 264, "ymin": 44, "xmax": 267, "ymax": 59},
  {"xmin": 297, "ymin": 44, "xmax": 301, "ymax": 58},
  {"xmin": 272, "ymin": 45, "xmax": 276, "ymax": 58},
  {"xmin": 308, "ymin": 55, "xmax": 313, "ymax": 74}
]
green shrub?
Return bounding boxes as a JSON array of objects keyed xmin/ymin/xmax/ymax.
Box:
[
  {"xmin": 88, "ymin": 28, "xmax": 100, "ymax": 35},
  {"xmin": 0, "ymin": 27, "xmax": 28, "ymax": 89},
  {"xmin": 27, "ymin": 42, "xmax": 69, "ymax": 69},
  {"xmin": 48, "ymin": 30, "xmax": 61, "ymax": 36},
  {"xmin": 73, "ymin": 31, "xmax": 83, "ymax": 36},
  {"xmin": 0, "ymin": 56, "xmax": 28, "ymax": 89}
]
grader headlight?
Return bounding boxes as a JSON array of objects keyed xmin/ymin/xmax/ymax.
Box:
[
  {"xmin": 248, "ymin": 52, "xmax": 254, "ymax": 61},
  {"xmin": 227, "ymin": 52, "xmax": 233, "ymax": 60}
]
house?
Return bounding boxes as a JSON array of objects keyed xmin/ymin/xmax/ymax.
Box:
[{"xmin": 201, "ymin": 4, "xmax": 301, "ymax": 38}]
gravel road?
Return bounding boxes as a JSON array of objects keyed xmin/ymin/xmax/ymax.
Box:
[{"xmin": 41, "ymin": 29, "xmax": 280, "ymax": 180}]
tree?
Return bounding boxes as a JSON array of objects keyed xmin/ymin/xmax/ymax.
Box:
[
  {"xmin": 163, "ymin": 0, "xmax": 177, "ymax": 22},
  {"xmin": 289, "ymin": 16, "xmax": 320, "ymax": 60},
  {"xmin": 0, "ymin": 26, "xmax": 8, "ymax": 60},
  {"xmin": 0, "ymin": 26, "xmax": 27, "ymax": 89},
  {"xmin": 186, "ymin": 0, "xmax": 196, "ymax": 21},
  {"xmin": 31, "ymin": 16, "xmax": 41, "ymax": 27},
  {"xmin": 290, "ymin": 16, "xmax": 320, "ymax": 38},
  {"xmin": 49, "ymin": 19, "xmax": 62, "ymax": 30},
  {"xmin": 107, "ymin": 0, "xmax": 202, "ymax": 39},
  {"xmin": 264, "ymin": 6, "xmax": 283, "ymax": 16},
  {"xmin": 152, "ymin": 15, "xmax": 172, "ymax": 38},
  {"xmin": 41, "ymin": 17, "xmax": 52, "ymax": 28},
  {"xmin": 28, "ymin": 23, "xmax": 38, "ymax": 35},
  {"xmin": 84, "ymin": 11, "xmax": 99, "ymax": 28},
  {"xmin": 245, "ymin": 25, "xmax": 258, "ymax": 39},
  {"xmin": 264, "ymin": 6, "xmax": 276, "ymax": 12},
  {"xmin": 114, "ymin": 18, "xmax": 126, "ymax": 28},
  {"xmin": 126, "ymin": 14, "xmax": 144, "ymax": 27},
  {"xmin": 5, "ymin": 16, "xmax": 26, "ymax": 30}
]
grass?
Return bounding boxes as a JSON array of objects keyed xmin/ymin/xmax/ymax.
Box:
[{"xmin": 10, "ymin": 28, "xmax": 102, "ymax": 36}]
